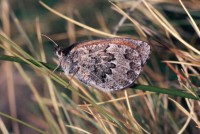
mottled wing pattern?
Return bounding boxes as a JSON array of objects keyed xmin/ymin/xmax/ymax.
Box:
[{"xmin": 61, "ymin": 38, "xmax": 150, "ymax": 92}]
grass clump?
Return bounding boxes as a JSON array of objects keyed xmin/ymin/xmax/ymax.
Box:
[{"xmin": 0, "ymin": 0, "xmax": 199, "ymax": 133}]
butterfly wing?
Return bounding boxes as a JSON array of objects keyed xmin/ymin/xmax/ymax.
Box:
[{"xmin": 63, "ymin": 38, "xmax": 150, "ymax": 92}]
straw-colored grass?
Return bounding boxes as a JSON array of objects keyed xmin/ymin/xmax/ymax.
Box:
[{"xmin": 0, "ymin": 0, "xmax": 199, "ymax": 133}]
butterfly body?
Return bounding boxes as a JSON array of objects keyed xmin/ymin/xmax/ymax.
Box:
[{"xmin": 56, "ymin": 38, "xmax": 151, "ymax": 92}]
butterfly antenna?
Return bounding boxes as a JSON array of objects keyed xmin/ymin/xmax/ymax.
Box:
[
  {"xmin": 41, "ymin": 34, "xmax": 62, "ymax": 74},
  {"xmin": 41, "ymin": 34, "xmax": 59, "ymax": 47}
]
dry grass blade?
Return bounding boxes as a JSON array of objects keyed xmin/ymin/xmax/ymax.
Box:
[
  {"xmin": 65, "ymin": 125, "xmax": 92, "ymax": 134},
  {"xmin": 1, "ymin": 0, "xmax": 200, "ymax": 133},
  {"xmin": 163, "ymin": 61, "xmax": 200, "ymax": 67},
  {"xmin": 179, "ymin": 0, "xmax": 200, "ymax": 37},
  {"xmin": 39, "ymin": 1, "xmax": 119, "ymax": 38},
  {"xmin": 0, "ymin": 117, "xmax": 9, "ymax": 134},
  {"xmin": 169, "ymin": 98, "xmax": 200, "ymax": 128},
  {"xmin": 142, "ymin": 0, "xmax": 200, "ymax": 55},
  {"xmin": 109, "ymin": 1, "xmax": 146, "ymax": 38}
]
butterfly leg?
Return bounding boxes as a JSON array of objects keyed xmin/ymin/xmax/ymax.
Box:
[{"xmin": 66, "ymin": 67, "xmax": 80, "ymax": 88}]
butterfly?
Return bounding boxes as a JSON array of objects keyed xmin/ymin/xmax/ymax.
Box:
[{"xmin": 42, "ymin": 35, "xmax": 151, "ymax": 92}]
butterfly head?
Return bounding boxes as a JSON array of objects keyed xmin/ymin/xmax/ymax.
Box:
[
  {"xmin": 54, "ymin": 45, "xmax": 64, "ymax": 58},
  {"xmin": 41, "ymin": 34, "xmax": 66, "ymax": 59}
]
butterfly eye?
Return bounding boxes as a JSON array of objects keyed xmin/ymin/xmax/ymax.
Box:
[{"xmin": 56, "ymin": 49, "xmax": 63, "ymax": 57}]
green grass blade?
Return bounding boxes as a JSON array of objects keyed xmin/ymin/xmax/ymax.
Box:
[
  {"xmin": 0, "ymin": 112, "xmax": 46, "ymax": 134},
  {"xmin": 133, "ymin": 84, "xmax": 200, "ymax": 100},
  {"xmin": 0, "ymin": 55, "xmax": 62, "ymax": 71},
  {"xmin": 0, "ymin": 55, "xmax": 199, "ymax": 100}
]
